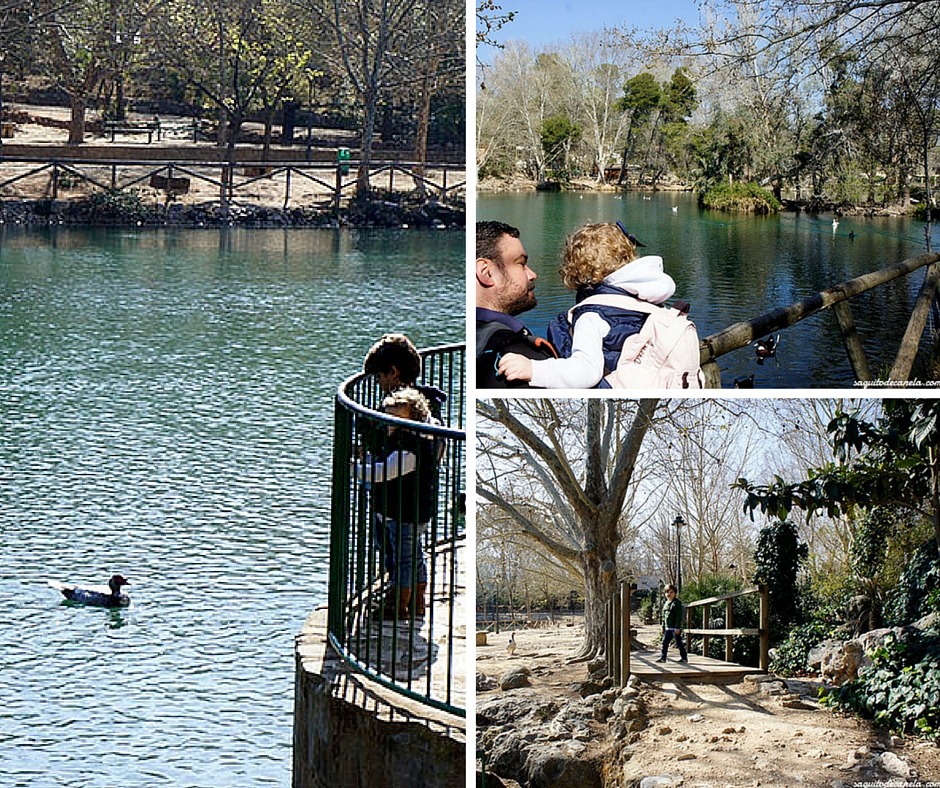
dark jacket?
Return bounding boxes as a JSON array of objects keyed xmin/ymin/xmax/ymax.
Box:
[
  {"xmin": 372, "ymin": 429, "xmax": 438, "ymax": 524},
  {"xmin": 476, "ymin": 308, "xmax": 557, "ymax": 389},
  {"xmin": 662, "ymin": 597, "xmax": 684, "ymax": 630}
]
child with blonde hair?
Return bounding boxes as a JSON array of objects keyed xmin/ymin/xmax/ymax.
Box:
[
  {"xmin": 496, "ymin": 221, "xmax": 701, "ymax": 388},
  {"xmin": 353, "ymin": 387, "xmax": 437, "ymax": 619}
]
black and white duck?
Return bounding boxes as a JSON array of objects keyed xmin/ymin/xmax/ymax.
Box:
[{"xmin": 48, "ymin": 574, "xmax": 131, "ymax": 608}]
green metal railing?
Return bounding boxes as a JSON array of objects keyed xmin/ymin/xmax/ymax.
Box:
[{"xmin": 328, "ymin": 344, "xmax": 465, "ymax": 717}]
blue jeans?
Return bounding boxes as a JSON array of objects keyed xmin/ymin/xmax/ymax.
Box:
[
  {"xmin": 379, "ymin": 516, "xmax": 428, "ymax": 586},
  {"xmin": 661, "ymin": 628, "xmax": 687, "ymax": 660}
]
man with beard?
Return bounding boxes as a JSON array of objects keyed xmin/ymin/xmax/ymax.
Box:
[{"xmin": 476, "ymin": 221, "xmax": 558, "ymax": 388}]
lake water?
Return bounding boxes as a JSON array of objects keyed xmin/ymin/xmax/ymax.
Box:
[
  {"xmin": 479, "ymin": 191, "xmax": 940, "ymax": 387},
  {"xmin": 0, "ymin": 227, "xmax": 464, "ymax": 787}
]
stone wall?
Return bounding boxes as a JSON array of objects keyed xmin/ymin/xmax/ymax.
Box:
[{"xmin": 293, "ymin": 609, "xmax": 465, "ymax": 788}]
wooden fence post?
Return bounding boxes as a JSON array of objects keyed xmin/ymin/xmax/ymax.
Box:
[
  {"xmin": 334, "ymin": 164, "xmax": 342, "ymax": 213},
  {"xmin": 621, "ymin": 582, "xmax": 632, "ymax": 686},
  {"xmin": 612, "ymin": 592, "xmax": 622, "ymax": 686},
  {"xmin": 759, "ymin": 584, "xmax": 770, "ymax": 672},
  {"xmin": 703, "ymin": 604, "xmax": 711, "ymax": 657},
  {"xmin": 605, "ymin": 596, "xmax": 613, "ymax": 680},
  {"xmin": 725, "ymin": 598, "xmax": 734, "ymax": 662},
  {"xmin": 891, "ymin": 261, "xmax": 940, "ymax": 381},
  {"xmin": 832, "ymin": 301, "xmax": 872, "ymax": 381}
]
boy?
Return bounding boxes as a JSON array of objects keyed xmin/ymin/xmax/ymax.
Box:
[
  {"xmin": 496, "ymin": 221, "xmax": 701, "ymax": 388},
  {"xmin": 657, "ymin": 584, "xmax": 688, "ymax": 663}
]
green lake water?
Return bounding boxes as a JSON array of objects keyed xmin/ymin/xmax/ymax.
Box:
[
  {"xmin": 479, "ymin": 191, "xmax": 940, "ymax": 387},
  {"xmin": 0, "ymin": 227, "xmax": 464, "ymax": 787}
]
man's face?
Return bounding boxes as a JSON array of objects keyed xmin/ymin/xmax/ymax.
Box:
[
  {"xmin": 491, "ymin": 234, "xmax": 537, "ymax": 316},
  {"xmin": 376, "ymin": 367, "xmax": 402, "ymax": 393},
  {"xmin": 666, "ymin": 589, "xmax": 676, "ymax": 600}
]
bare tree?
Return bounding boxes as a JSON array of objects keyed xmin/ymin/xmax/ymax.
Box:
[
  {"xmin": 476, "ymin": 398, "xmax": 660, "ymax": 660},
  {"xmin": 302, "ymin": 0, "xmax": 414, "ymax": 196},
  {"xmin": 559, "ymin": 30, "xmax": 636, "ymax": 184}
]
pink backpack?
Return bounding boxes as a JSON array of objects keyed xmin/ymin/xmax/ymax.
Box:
[{"xmin": 568, "ymin": 294, "xmax": 704, "ymax": 389}]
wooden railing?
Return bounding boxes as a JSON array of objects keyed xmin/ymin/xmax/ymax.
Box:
[
  {"xmin": 699, "ymin": 253, "xmax": 940, "ymax": 387},
  {"xmin": 684, "ymin": 585, "xmax": 769, "ymax": 671},
  {"xmin": 605, "ymin": 582, "xmax": 635, "ymax": 687},
  {"xmin": 0, "ymin": 156, "xmax": 466, "ymax": 208}
]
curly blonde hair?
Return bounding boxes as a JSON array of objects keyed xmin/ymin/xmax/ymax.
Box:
[
  {"xmin": 559, "ymin": 222, "xmax": 638, "ymax": 289},
  {"xmin": 382, "ymin": 387, "xmax": 430, "ymax": 423}
]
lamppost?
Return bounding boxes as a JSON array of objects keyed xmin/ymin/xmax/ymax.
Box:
[{"xmin": 673, "ymin": 515, "xmax": 685, "ymax": 592}]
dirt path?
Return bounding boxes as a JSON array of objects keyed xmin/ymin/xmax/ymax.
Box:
[{"xmin": 476, "ymin": 621, "xmax": 939, "ymax": 787}]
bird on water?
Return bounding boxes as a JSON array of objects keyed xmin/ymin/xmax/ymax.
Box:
[
  {"xmin": 754, "ymin": 334, "xmax": 780, "ymax": 365},
  {"xmin": 48, "ymin": 574, "xmax": 131, "ymax": 607}
]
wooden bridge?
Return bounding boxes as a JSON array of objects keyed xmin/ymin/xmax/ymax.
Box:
[{"xmin": 606, "ymin": 584, "xmax": 769, "ymax": 685}]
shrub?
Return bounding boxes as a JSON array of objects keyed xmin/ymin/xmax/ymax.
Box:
[
  {"xmin": 885, "ymin": 538, "xmax": 940, "ymax": 626},
  {"xmin": 822, "ymin": 629, "xmax": 940, "ymax": 741},
  {"xmin": 85, "ymin": 189, "xmax": 156, "ymax": 223},
  {"xmin": 910, "ymin": 202, "xmax": 940, "ymax": 221},
  {"xmin": 771, "ymin": 620, "xmax": 833, "ymax": 677},
  {"xmin": 697, "ymin": 181, "xmax": 782, "ymax": 213}
]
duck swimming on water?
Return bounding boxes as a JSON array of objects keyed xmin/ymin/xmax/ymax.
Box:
[
  {"xmin": 48, "ymin": 574, "xmax": 131, "ymax": 607},
  {"xmin": 754, "ymin": 335, "xmax": 780, "ymax": 365}
]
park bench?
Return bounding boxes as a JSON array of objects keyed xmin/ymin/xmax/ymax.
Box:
[
  {"xmin": 149, "ymin": 173, "xmax": 190, "ymax": 195},
  {"xmin": 104, "ymin": 119, "xmax": 162, "ymax": 143}
]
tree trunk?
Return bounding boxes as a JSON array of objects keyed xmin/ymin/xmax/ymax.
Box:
[
  {"xmin": 572, "ymin": 517, "xmax": 619, "ymax": 661},
  {"xmin": 262, "ymin": 106, "xmax": 274, "ymax": 163},
  {"xmin": 68, "ymin": 93, "xmax": 86, "ymax": 145},
  {"xmin": 357, "ymin": 88, "xmax": 378, "ymax": 197},
  {"xmin": 412, "ymin": 71, "xmax": 434, "ymax": 196}
]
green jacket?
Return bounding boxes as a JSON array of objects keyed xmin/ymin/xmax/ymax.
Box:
[{"xmin": 662, "ymin": 597, "xmax": 684, "ymax": 630}]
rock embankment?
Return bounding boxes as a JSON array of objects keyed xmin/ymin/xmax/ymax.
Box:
[{"xmin": 0, "ymin": 195, "xmax": 464, "ymax": 230}]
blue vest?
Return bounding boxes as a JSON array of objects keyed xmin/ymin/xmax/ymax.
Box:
[{"xmin": 547, "ymin": 283, "xmax": 649, "ymax": 377}]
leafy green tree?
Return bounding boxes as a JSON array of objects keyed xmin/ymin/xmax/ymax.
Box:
[
  {"xmin": 752, "ymin": 519, "xmax": 808, "ymax": 638},
  {"xmin": 736, "ymin": 401, "xmax": 940, "ymax": 576},
  {"xmin": 615, "ymin": 72, "xmax": 662, "ymax": 185},
  {"xmin": 539, "ymin": 113, "xmax": 581, "ymax": 178}
]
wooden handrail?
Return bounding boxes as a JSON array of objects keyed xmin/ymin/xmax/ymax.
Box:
[
  {"xmin": 700, "ymin": 253, "xmax": 940, "ymax": 364},
  {"xmin": 685, "ymin": 586, "xmax": 760, "ymax": 607},
  {"xmin": 698, "ymin": 253, "xmax": 940, "ymax": 387},
  {"xmin": 685, "ymin": 584, "xmax": 769, "ymax": 671}
]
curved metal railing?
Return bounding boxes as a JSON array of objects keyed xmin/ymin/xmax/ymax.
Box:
[{"xmin": 327, "ymin": 344, "xmax": 465, "ymax": 717}]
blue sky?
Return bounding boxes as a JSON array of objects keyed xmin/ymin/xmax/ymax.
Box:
[{"xmin": 479, "ymin": 0, "xmax": 703, "ymax": 54}]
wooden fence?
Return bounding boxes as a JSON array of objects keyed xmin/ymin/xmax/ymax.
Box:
[
  {"xmin": 684, "ymin": 585, "xmax": 770, "ymax": 672},
  {"xmin": 0, "ymin": 156, "xmax": 466, "ymax": 209},
  {"xmin": 700, "ymin": 253, "xmax": 940, "ymax": 386}
]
